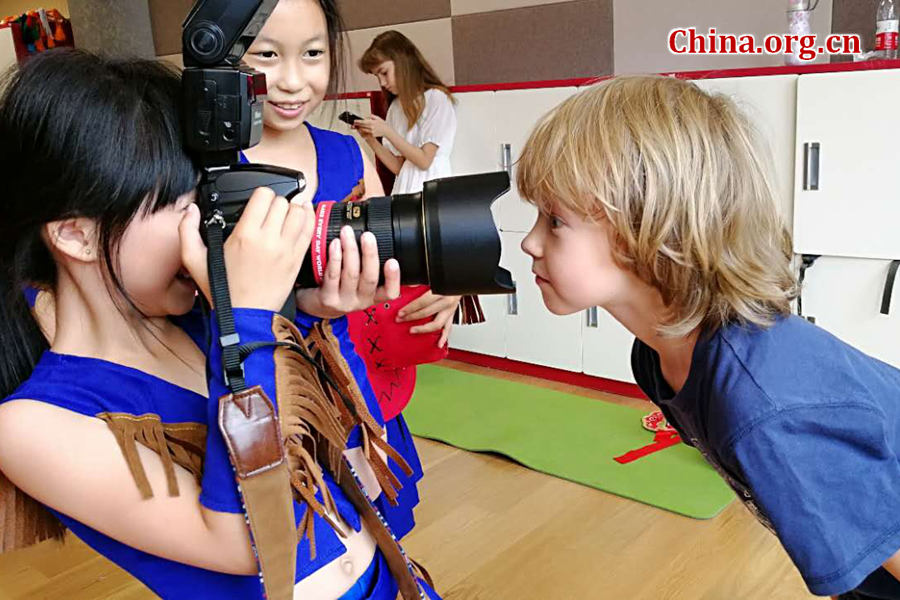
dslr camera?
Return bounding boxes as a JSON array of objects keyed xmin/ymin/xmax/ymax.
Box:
[{"xmin": 181, "ymin": 0, "xmax": 514, "ymax": 296}]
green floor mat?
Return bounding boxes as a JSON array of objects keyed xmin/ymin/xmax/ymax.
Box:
[{"xmin": 405, "ymin": 364, "xmax": 734, "ymax": 519}]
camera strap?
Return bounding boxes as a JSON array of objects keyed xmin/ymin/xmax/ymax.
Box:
[
  {"xmin": 204, "ymin": 208, "xmax": 427, "ymax": 600},
  {"xmin": 205, "ymin": 207, "xmax": 298, "ymax": 600}
]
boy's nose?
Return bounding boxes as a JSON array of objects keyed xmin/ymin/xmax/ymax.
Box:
[{"xmin": 521, "ymin": 229, "xmax": 540, "ymax": 258}]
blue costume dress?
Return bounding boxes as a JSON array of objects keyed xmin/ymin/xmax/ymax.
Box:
[
  {"xmin": 4, "ymin": 302, "xmax": 439, "ymax": 598},
  {"xmin": 240, "ymin": 124, "xmax": 423, "ymax": 539}
]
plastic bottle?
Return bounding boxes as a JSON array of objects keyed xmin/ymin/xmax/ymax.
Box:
[{"xmin": 876, "ymin": 0, "xmax": 899, "ymax": 59}]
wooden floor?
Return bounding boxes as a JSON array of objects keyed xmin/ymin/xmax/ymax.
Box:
[{"xmin": 0, "ymin": 361, "xmax": 817, "ymax": 600}]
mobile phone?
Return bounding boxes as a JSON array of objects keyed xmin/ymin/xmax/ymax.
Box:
[{"xmin": 338, "ymin": 111, "xmax": 362, "ymax": 126}]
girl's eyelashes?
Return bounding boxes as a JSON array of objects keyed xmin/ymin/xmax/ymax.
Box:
[
  {"xmin": 549, "ymin": 214, "xmax": 566, "ymax": 229},
  {"xmin": 250, "ymin": 50, "xmax": 277, "ymax": 59},
  {"xmin": 304, "ymin": 48, "xmax": 326, "ymax": 60}
]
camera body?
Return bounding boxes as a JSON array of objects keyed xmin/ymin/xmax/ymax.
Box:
[
  {"xmin": 182, "ymin": 0, "xmax": 284, "ymax": 166},
  {"xmin": 182, "ymin": 65, "xmax": 266, "ymax": 157}
]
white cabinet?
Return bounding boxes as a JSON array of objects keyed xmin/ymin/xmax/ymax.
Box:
[
  {"xmin": 793, "ymin": 70, "xmax": 900, "ymax": 260},
  {"xmin": 492, "ymin": 87, "xmax": 580, "ymax": 233},
  {"xmin": 449, "ymin": 91, "xmax": 503, "ymax": 229},
  {"xmin": 582, "ymin": 308, "xmax": 636, "ymax": 383},
  {"xmin": 449, "ymin": 86, "xmax": 580, "ymax": 233},
  {"xmin": 449, "ymin": 89, "xmax": 583, "ymax": 370},
  {"xmin": 450, "ymin": 91, "xmax": 500, "ymax": 177},
  {"xmin": 799, "ymin": 256, "xmax": 900, "ymax": 368},
  {"xmin": 693, "ymin": 75, "xmax": 798, "ymax": 222},
  {"xmin": 501, "ymin": 232, "xmax": 584, "ymax": 371}
]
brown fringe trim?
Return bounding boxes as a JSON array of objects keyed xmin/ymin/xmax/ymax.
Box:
[
  {"xmin": 454, "ymin": 295, "xmax": 485, "ymax": 325},
  {"xmin": 96, "ymin": 414, "xmax": 207, "ymax": 499},
  {"xmin": 340, "ymin": 179, "xmax": 366, "ymax": 204},
  {"xmin": 272, "ymin": 316, "xmax": 353, "ymax": 560},
  {"xmin": 0, "ymin": 471, "xmax": 65, "ymax": 553},
  {"xmin": 0, "ymin": 414, "xmax": 206, "ymax": 554},
  {"xmin": 306, "ymin": 320, "xmax": 413, "ymax": 506},
  {"xmin": 273, "ymin": 315, "xmax": 418, "ymax": 556},
  {"xmin": 411, "ymin": 557, "xmax": 435, "ymax": 589}
]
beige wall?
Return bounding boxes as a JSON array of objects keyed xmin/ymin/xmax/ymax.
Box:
[
  {"xmin": 346, "ymin": 18, "xmax": 456, "ymax": 92},
  {"xmin": 0, "ymin": 0, "xmax": 68, "ymax": 18},
  {"xmin": 614, "ymin": 0, "xmax": 834, "ymax": 74}
]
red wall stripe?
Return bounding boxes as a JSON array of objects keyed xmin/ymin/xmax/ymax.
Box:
[
  {"xmin": 447, "ymin": 349, "xmax": 648, "ymax": 400},
  {"xmin": 326, "ymin": 58, "xmax": 900, "ymax": 101}
]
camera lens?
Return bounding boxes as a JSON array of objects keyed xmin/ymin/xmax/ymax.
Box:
[{"xmin": 296, "ymin": 172, "xmax": 515, "ymax": 296}]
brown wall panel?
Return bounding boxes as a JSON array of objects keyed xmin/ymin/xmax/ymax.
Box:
[
  {"xmin": 340, "ymin": 0, "xmax": 450, "ymax": 31},
  {"xmin": 832, "ymin": 0, "xmax": 878, "ymax": 60},
  {"xmin": 148, "ymin": 0, "xmax": 192, "ymax": 56},
  {"xmin": 69, "ymin": 0, "xmax": 155, "ymax": 57},
  {"xmin": 451, "ymin": 0, "xmax": 575, "ymax": 16},
  {"xmin": 452, "ymin": 0, "xmax": 612, "ymax": 86}
]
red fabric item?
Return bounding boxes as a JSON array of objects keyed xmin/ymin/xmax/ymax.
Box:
[
  {"xmin": 613, "ymin": 430, "xmax": 681, "ymax": 464},
  {"xmin": 348, "ymin": 285, "xmax": 448, "ymax": 420},
  {"xmin": 364, "ymin": 364, "xmax": 417, "ymax": 422}
]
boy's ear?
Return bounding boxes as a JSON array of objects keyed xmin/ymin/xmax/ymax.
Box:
[{"xmin": 43, "ymin": 218, "xmax": 99, "ymax": 263}]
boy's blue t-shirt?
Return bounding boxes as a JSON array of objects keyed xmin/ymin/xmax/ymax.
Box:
[{"xmin": 632, "ymin": 315, "xmax": 900, "ymax": 597}]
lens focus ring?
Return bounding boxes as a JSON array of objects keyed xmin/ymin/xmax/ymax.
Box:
[{"xmin": 365, "ymin": 197, "xmax": 395, "ymax": 263}]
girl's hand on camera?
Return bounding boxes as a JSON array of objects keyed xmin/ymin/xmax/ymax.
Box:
[
  {"xmin": 295, "ymin": 226, "xmax": 401, "ymax": 319},
  {"xmin": 397, "ymin": 292, "xmax": 461, "ymax": 348},
  {"xmin": 179, "ymin": 187, "xmax": 315, "ymax": 312}
]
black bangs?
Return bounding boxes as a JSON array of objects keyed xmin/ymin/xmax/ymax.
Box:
[
  {"xmin": 111, "ymin": 60, "xmax": 199, "ymax": 216},
  {"xmin": 0, "ymin": 50, "xmax": 197, "ymax": 235}
]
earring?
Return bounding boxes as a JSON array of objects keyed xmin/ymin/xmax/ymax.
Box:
[{"xmin": 85, "ymin": 248, "xmax": 92, "ymax": 256}]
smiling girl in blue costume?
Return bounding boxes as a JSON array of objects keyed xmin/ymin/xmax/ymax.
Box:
[
  {"xmin": 0, "ymin": 49, "xmax": 439, "ymax": 599},
  {"xmin": 239, "ymin": 0, "xmax": 425, "ymax": 541}
]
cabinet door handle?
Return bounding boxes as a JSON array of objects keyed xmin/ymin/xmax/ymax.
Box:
[
  {"xmin": 585, "ymin": 306, "xmax": 599, "ymax": 328},
  {"xmin": 803, "ymin": 142, "xmax": 819, "ymax": 191},
  {"xmin": 500, "ymin": 143, "xmax": 513, "ymax": 177},
  {"xmin": 506, "ymin": 291, "xmax": 518, "ymax": 315}
]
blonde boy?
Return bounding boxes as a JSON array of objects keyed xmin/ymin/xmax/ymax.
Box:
[{"xmin": 518, "ymin": 76, "xmax": 900, "ymax": 600}]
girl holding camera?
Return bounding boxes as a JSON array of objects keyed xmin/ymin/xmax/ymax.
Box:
[{"xmin": 0, "ymin": 46, "xmax": 438, "ymax": 600}]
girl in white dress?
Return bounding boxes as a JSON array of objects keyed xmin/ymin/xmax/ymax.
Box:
[{"xmin": 356, "ymin": 30, "xmax": 457, "ymax": 198}]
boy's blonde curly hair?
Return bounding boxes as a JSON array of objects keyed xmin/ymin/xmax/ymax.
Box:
[{"xmin": 517, "ymin": 76, "xmax": 798, "ymax": 337}]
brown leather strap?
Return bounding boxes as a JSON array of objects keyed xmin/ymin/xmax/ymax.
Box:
[
  {"xmin": 219, "ymin": 386, "xmax": 297, "ymax": 600},
  {"xmin": 334, "ymin": 458, "xmax": 423, "ymax": 600}
]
